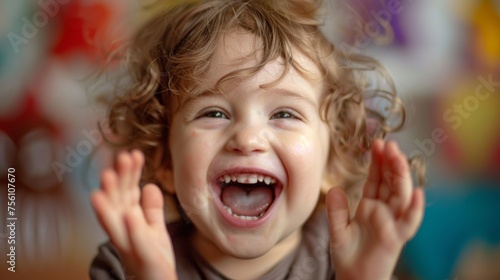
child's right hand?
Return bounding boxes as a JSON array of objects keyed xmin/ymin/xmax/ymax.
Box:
[{"xmin": 90, "ymin": 150, "xmax": 177, "ymax": 280}]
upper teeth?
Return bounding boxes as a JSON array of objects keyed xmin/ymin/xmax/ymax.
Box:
[{"xmin": 219, "ymin": 173, "xmax": 276, "ymax": 185}]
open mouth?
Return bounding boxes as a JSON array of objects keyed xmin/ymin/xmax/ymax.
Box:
[{"xmin": 214, "ymin": 172, "xmax": 282, "ymax": 224}]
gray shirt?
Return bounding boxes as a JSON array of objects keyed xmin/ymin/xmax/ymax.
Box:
[{"xmin": 89, "ymin": 207, "xmax": 334, "ymax": 280}]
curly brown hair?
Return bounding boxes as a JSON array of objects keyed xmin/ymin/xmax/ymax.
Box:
[{"xmin": 102, "ymin": 0, "xmax": 410, "ymax": 192}]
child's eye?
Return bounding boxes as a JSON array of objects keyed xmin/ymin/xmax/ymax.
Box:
[
  {"xmin": 271, "ymin": 110, "xmax": 298, "ymax": 120},
  {"xmin": 198, "ymin": 110, "xmax": 229, "ymax": 119}
]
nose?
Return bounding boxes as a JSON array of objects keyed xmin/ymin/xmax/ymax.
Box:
[{"xmin": 225, "ymin": 122, "xmax": 270, "ymax": 155}]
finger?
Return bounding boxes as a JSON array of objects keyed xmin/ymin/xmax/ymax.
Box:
[
  {"xmin": 363, "ymin": 139, "xmax": 384, "ymax": 199},
  {"xmin": 141, "ymin": 184, "xmax": 177, "ymax": 267},
  {"xmin": 116, "ymin": 152, "xmax": 133, "ymax": 192},
  {"xmin": 378, "ymin": 141, "xmax": 396, "ymax": 202},
  {"xmin": 130, "ymin": 150, "xmax": 145, "ymax": 189},
  {"xmin": 326, "ymin": 187, "xmax": 351, "ymax": 251},
  {"xmin": 384, "ymin": 143, "xmax": 413, "ymax": 216},
  {"xmin": 379, "ymin": 141, "xmax": 406, "ymax": 201},
  {"xmin": 101, "ymin": 169, "xmax": 120, "ymax": 206},
  {"xmin": 90, "ymin": 190, "xmax": 128, "ymax": 251},
  {"xmin": 116, "ymin": 152, "xmax": 141, "ymax": 206},
  {"xmin": 124, "ymin": 207, "xmax": 157, "ymax": 263},
  {"xmin": 141, "ymin": 184, "xmax": 168, "ymax": 233},
  {"xmin": 397, "ymin": 188, "xmax": 425, "ymax": 240},
  {"xmin": 368, "ymin": 201, "xmax": 397, "ymax": 245}
]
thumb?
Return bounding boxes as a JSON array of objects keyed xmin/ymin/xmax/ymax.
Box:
[{"xmin": 326, "ymin": 187, "xmax": 350, "ymax": 250}]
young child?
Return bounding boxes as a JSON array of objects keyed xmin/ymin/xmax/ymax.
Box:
[{"xmin": 89, "ymin": 0, "xmax": 425, "ymax": 279}]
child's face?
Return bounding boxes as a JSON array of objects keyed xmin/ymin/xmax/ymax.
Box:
[{"xmin": 167, "ymin": 31, "xmax": 331, "ymax": 258}]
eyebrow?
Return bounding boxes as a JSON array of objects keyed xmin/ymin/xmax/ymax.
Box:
[
  {"xmin": 180, "ymin": 87, "xmax": 318, "ymax": 109},
  {"xmin": 266, "ymin": 88, "xmax": 318, "ymax": 108},
  {"xmin": 174, "ymin": 89, "xmax": 223, "ymax": 113}
]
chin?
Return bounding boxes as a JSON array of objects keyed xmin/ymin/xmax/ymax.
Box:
[{"xmin": 219, "ymin": 241, "xmax": 274, "ymax": 259}]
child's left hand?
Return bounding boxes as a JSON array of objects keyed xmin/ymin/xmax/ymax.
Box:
[{"xmin": 326, "ymin": 140, "xmax": 425, "ymax": 280}]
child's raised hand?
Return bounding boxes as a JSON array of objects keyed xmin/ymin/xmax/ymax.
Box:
[
  {"xmin": 90, "ymin": 150, "xmax": 177, "ymax": 280},
  {"xmin": 326, "ymin": 140, "xmax": 425, "ymax": 280}
]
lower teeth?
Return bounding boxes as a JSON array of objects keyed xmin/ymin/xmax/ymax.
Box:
[{"xmin": 223, "ymin": 205, "xmax": 265, "ymax": 221}]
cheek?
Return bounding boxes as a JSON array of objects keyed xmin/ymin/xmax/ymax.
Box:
[
  {"xmin": 285, "ymin": 133, "xmax": 326, "ymax": 164},
  {"xmin": 172, "ymin": 133, "xmax": 213, "ymax": 215},
  {"xmin": 172, "ymin": 128, "xmax": 220, "ymax": 187},
  {"xmin": 282, "ymin": 129, "xmax": 330, "ymax": 188},
  {"xmin": 292, "ymin": 135, "xmax": 312, "ymax": 155},
  {"xmin": 173, "ymin": 128, "xmax": 204, "ymax": 161},
  {"xmin": 283, "ymin": 137, "xmax": 320, "ymax": 186}
]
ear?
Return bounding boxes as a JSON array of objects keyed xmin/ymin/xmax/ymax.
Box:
[
  {"xmin": 156, "ymin": 168, "xmax": 175, "ymax": 194},
  {"xmin": 152, "ymin": 145, "xmax": 175, "ymax": 194}
]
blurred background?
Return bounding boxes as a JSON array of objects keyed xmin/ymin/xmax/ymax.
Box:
[{"xmin": 0, "ymin": 0, "xmax": 499, "ymax": 279}]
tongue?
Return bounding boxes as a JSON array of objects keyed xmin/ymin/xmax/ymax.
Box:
[{"xmin": 221, "ymin": 185, "xmax": 273, "ymax": 216}]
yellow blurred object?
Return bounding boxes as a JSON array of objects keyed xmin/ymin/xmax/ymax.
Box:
[
  {"xmin": 454, "ymin": 242, "xmax": 500, "ymax": 280},
  {"xmin": 471, "ymin": 0, "xmax": 500, "ymax": 68},
  {"xmin": 441, "ymin": 78, "xmax": 500, "ymax": 173}
]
